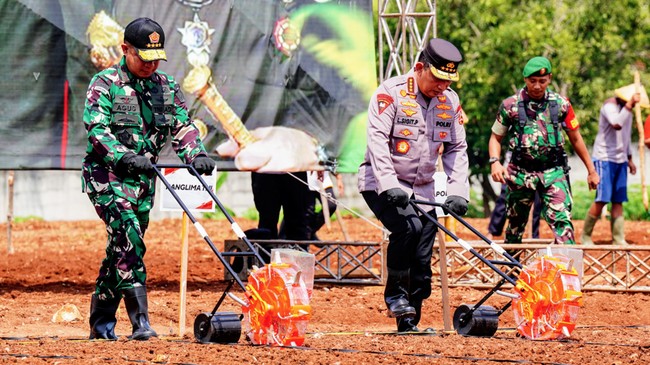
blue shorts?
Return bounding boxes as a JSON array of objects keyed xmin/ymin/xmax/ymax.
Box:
[{"xmin": 594, "ymin": 160, "xmax": 628, "ymax": 203}]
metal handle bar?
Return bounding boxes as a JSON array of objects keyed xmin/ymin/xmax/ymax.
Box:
[
  {"xmin": 153, "ymin": 164, "xmax": 265, "ymax": 291},
  {"xmin": 410, "ymin": 199, "xmax": 521, "ymax": 286}
]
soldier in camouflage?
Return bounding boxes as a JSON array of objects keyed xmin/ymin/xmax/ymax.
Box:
[
  {"xmin": 82, "ymin": 18, "xmax": 215, "ymax": 341},
  {"xmin": 488, "ymin": 56, "xmax": 599, "ymax": 245}
]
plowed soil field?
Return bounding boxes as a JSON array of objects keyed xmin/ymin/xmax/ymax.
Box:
[{"xmin": 1, "ymin": 217, "xmax": 649, "ymax": 364}]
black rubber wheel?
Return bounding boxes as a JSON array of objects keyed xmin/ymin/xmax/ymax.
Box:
[
  {"xmin": 194, "ymin": 312, "xmax": 242, "ymax": 344},
  {"xmin": 193, "ymin": 312, "xmax": 214, "ymax": 343},
  {"xmin": 453, "ymin": 304, "xmax": 499, "ymax": 337}
]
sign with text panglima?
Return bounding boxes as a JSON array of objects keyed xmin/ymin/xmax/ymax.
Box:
[{"xmin": 159, "ymin": 167, "xmax": 217, "ymax": 213}]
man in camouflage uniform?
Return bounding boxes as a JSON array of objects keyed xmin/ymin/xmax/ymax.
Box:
[
  {"xmin": 488, "ymin": 56, "xmax": 599, "ymax": 245},
  {"xmin": 82, "ymin": 18, "xmax": 215, "ymax": 340},
  {"xmin": 358, "ymin": 38, "xmax": 470, "ymax": 333}
]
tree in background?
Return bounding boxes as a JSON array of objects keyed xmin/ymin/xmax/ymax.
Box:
[{"xmin": 434, "ymin": 0, "xmax": 650, "ymax": 214}]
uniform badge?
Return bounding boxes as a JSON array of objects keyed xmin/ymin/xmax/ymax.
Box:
[
  {"xmin": 400, "ymin": 100, "xmax": 417, "ymax": 108},
  {"xmin": 116, "ymin": 96, "xmax": 135, "ymax": 104},
  {"xmin": 437, "ymin": 95, "xmax": 447, "ymax": 103},
  {"xmin": 436, "ymin": 112, "xmax": 452, "ymax": 119},
  {"xmin": 399, "ymin": 89, "xmax": 416, "ymax": 99},
  {"xmin": 377, "ymin": 94, "xmax": 393, "ymax": 115},
  {"xmin": 457, "ymin": 106, "xmax": 466, "ymax": 125},
  {"xmin": 402, "ymin": 108, "xmax": 417, "ymax": 117},
  {"xmin": 435, "ymin": 103, "xmax": 451, "ymax": 110},
  {"xmin": 439, "ymin": 131, "xmax": 448, "ymax": 139},
  {"xmin": 149, "ymin": 31, "xmax": 160, "ymax": 44},
  {"xmin": 396, "ymin": 140, "xmax": 410, "ymax": 154},
  {"xmin": 407, "ymin": 77, "xmax": 414, "ymax": 93},
  {"xmin": 399, "ymin": 129, "xmax": 412, "ymax": 137}
]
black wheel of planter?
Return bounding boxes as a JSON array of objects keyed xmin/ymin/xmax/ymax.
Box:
[{"xmin": 453, "ymin": 304, "xmax": 499, "ymax": 337}]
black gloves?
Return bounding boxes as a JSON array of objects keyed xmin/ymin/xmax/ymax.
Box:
[
  {"xmin": 384, "ymin": 188, "xmax": 410, "ymax": 208},
  {"xmin": 117, "ymin": 152, "xmax": 154, "ymax": 176},
  {"xmin": 444, "ymin": 195, "xmax": 469, "ymax": 216},
  {"xmin": 192, "ymin": 156, "xmax": 216, "ymax": 175}
]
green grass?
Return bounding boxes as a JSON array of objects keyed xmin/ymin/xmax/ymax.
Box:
[
  {"xmin": 13, "ymin": 216, "xmax": 44, "ymax": 223},
  {"xmin": 466, "ymin": 181, "xmax": 650, "ymax": 221},
  {"xmin": 571, "ymin": 181, "xmax": 650, "ymax": 221}
]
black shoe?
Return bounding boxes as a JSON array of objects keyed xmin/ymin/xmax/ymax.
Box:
[
  {"xmin": 385, "ymin": 269, "xmax": 416, "ymax": 318},
  {"xmin": 89, "ymin": 294, "xmax": 120, "ymax": 340},
  {"xmin": 122, "ymin": 286, "xmax": 158, "ymax": 341},
  {"xmin": 386, "ymin": 297, "xmax": 416, "ymax": 318},
  {"xmin": 397, "ymin": 316, "xmax": 419, "ymax": 332}
]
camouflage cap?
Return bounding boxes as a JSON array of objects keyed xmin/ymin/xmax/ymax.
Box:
[
  {"xmin": 523, "ymin": 56, "xmax": 551, "ymax": 77},
  {"xmin": 124, "ymin": 17, "xmax": 167, "ymax": 62}
]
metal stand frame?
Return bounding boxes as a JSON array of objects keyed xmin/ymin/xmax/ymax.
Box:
[
  {"xmin": 378, "ymin": 0, "xmax": 437, "ymax": 81},
  {"xmin": 154, "ymin": 164, "xmax": 265, "ymax": 343},
  {"xmin": 224, "ymin": 239, "xmax": 384, "ymax": 285}
]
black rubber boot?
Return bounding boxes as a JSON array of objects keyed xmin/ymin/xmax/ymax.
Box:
[
  {"xmin": 89, "ymin": 294, "xmax": 120, "ymax": 340},
  {"xmin": 384, "ymin": 269, "xmax": 416, "ymax": 319},
  {"xmin": 122, "ymin": 286, "xmax": 158, "ymax": 341}
]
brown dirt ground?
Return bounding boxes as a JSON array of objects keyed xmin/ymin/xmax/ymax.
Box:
[{"xmin": 1, "ymin": 217, "xmax": 649, "ymax": 365}]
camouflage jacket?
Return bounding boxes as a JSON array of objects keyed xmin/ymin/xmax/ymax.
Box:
[
  {"xmin": 492, "ymin": 88, "xmax": 579, "ymax": 166},
  {"xmin": 82, "ymin": 57, "xmax": 207, "ymax": 171}
]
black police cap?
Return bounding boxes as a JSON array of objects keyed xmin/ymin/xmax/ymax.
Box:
[{"xmin": 421, "ymin": 38, "xmax": 462, "ymax": 81}]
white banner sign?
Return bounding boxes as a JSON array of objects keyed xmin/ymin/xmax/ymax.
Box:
[
  {"xmin": 159, "ymin": 167, "xmax": 217, "ymax": 212},
  {"xmin": 433, "ymin": 171, "xmax": 449, "ymax": 217}
]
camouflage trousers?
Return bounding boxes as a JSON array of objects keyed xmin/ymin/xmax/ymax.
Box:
[
  {"xmin": 82, "ymin": 162, "xmax": 155, "ymax": 300},
  {"xmin": 504, "ymin": 166, "xmax": 574, "ymax": 244}
]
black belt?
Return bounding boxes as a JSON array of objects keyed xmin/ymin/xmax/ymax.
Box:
[{"xmin": 511, "ymin": 158, "xmax": 560, "ymax": 172}]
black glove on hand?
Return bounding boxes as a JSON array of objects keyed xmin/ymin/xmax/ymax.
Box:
[
  {"xmin": 444, "ymin": 195, "xmax": 469, "ymax": 216},
  {"xmin": 192, "ymin": 156, "xmax": 216, "ymax": 175},
  {"xmin": 384, "ymin": 188, "xmax": 410, "ymax": 208},
  {"xmin": 117, "ymin": 153, "xmax": 154, "ymax": 176}
]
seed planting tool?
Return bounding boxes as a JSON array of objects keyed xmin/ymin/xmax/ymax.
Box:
[
  {"xmin": 154, "ymin": 164, "xmax": 312, "ymax": 345},
  {"xmin": 411, "ymin": 199, "xmax": 582, "ymax": 340}
]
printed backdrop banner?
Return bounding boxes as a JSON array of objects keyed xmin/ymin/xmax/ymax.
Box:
[{"xmin": 0, "ymin": 0, "xmax": 376, "ymax": 173}]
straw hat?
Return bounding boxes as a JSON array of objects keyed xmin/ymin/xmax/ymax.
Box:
[{"xmin": 614, "ymin": 83, "xmax": 650, "ymax": 109}]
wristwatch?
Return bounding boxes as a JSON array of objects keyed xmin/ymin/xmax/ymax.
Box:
[{"xmin": 488, "ymin": 157, "xmax": 500, "ymax": 165}]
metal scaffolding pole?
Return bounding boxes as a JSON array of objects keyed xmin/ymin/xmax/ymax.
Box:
[{"xmin": 377, "ymin": 0, "xmax": 437, "ymax": 82}]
